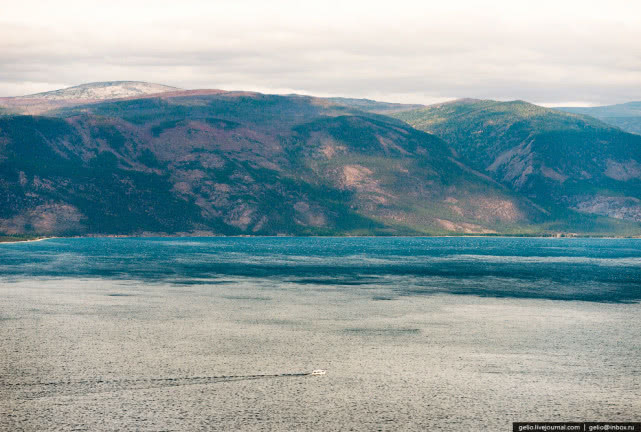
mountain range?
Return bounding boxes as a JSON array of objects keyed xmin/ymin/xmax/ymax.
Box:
[
  {"xmin": 1, "ymin": 82, "xmax": 640, "ymax": 237},
  {"xmin": 558, "ymin": 102, "xmax": 641, "ymax": 135},
  {"xmin": 394, "ymin": 99, "xmax": 641, "ymax": 225}
]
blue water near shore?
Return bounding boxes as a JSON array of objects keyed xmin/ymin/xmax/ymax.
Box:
[{"xmin": 1, "ymin": 237, "xmax": 640, "ymax": 302}]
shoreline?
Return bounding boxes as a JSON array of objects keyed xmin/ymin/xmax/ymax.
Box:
[
  {"xmin": 1, "ymin": 234, "xmax": 639, "ymax": 244},
  {"xmin": 0, "ymin": 236, "xmax": 57, "ymax": 244}
]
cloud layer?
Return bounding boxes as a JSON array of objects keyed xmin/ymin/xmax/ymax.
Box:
[{"xmin": 2, "ymin": 0, "xmax": 641, "ymax": 105}]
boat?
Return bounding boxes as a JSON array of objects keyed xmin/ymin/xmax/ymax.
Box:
[{"xmin": 311, "ymin": 369, "xmax": 326, "ymax": 376}]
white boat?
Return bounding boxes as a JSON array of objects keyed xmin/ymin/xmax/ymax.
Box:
[{"xmin": 311, "ymin": 369, "xmax": 326, "ymax": 376}]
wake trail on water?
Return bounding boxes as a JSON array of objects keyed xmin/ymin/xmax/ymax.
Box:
[{"xmin": 1, "ymin": 373, "xmax": 315, "ymax": 400}]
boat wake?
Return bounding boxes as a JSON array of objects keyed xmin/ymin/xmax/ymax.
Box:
[{"xmin": 2, "ymin": 372, "xmax": 324, "ymax": 400}]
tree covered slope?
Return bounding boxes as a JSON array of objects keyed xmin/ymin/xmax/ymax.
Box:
[
  {"xmin": 0, "ymin": 92, "xmax": 554, "ymax": 236},
  {"xmin": 394, "ymin": 99, "xmax": 641, "ymax": 226}
]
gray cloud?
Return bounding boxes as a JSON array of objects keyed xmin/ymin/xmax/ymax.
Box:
[{"xmin": 2, "ymin": 0, "xmax": 641, "ymax": 105}]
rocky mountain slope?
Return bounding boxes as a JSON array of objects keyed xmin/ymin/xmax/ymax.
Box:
[
  {"xmin": 394, "ymin": 99, "xmax": 641, "ymax": 224},
  {"xmin": 558, "ymin": 102, "xmax": 641, "ymax": 135},
  {"xmin": 1, "ymin": 86, "xmax": 640, "ymax": 237},
  {"xmin": 0, "ymin": 90, "xmax": 558, "ymax": 236}
]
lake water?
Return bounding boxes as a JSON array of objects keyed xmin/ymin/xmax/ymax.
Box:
[{"xmin": 1, "ymin": 237, "xmax": 640, "ymax": 431}]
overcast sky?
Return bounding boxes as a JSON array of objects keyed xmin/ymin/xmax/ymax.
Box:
[{"xmin": 2, "ymin": 0, "xmax": 640, "ymax": 106}]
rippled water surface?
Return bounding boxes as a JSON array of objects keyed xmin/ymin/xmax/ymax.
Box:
[{"xmin": 1, "ymin": 237, "xmax": 640, "ymax": 430}]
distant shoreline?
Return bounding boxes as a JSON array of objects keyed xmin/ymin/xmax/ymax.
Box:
[
  {"xmin": 0, "ymin": 236, "xmax": 57, "ymax": 244},
  {"xmin": 1, "ymin": 234, "xmax": 639, "ymax": 244}
]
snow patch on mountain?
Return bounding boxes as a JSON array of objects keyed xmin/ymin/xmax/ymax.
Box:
[{"xmin": 21, "ymin": 81, "xmax": 179, "ymax": 101}]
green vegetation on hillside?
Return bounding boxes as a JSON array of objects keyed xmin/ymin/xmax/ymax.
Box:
[
  {"xmin": 1, "ymin": 92, "xmax": 640, "ymax": 237},
  {"xmin": 0, "ymin": 93, "xmax": 554, "ymax": 237},
  {"xmin": 394, "ymin": 99, "xmax": 641, "ymax": 232}
]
